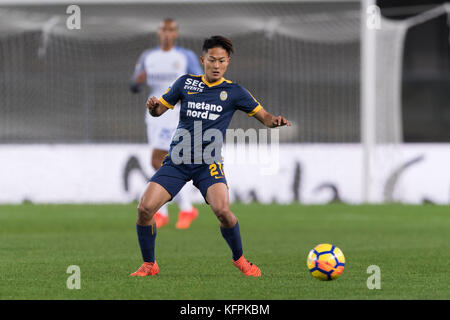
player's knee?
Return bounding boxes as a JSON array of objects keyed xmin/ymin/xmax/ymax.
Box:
[
  {"xmin": 137, "ymin": 202, "xmax": 156, "ymax": 223},
  {"xmin": 212, "ymin": 204, "xmax": 231, "ymax": 222}
]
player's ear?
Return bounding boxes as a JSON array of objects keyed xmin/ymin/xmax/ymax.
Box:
[{"xmin": 200, "ymin": 55, "xmax": 205, "ymax": 65}]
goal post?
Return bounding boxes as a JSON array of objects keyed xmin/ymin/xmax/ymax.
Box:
[{"xmin": 360, "ymin": 0, "xmax": 450, "ymax": 203}]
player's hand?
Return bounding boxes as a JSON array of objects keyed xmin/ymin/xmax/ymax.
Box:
[
  {"xmin": 146, "ymin": 96, "xmax": 160, "ymax": 113},
  {"xmin": 272, "ymin": 115, "xmax": 291, "ymax": 127}
]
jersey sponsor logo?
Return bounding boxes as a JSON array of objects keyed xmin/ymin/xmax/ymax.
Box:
[
  {"xmin": 208, "ymin": 113, "xmax": 220, "ymax": 120},
  {"xmin": 187, "ymin": 91, "xmax": 200, "ymax": 95},
  {"xmin": 187, "ymin": 101, "xmax": 222, "ymax": 120},
  {"xmin": 183, "ymin": 78, "xmax": 205, "ymax": 92}
]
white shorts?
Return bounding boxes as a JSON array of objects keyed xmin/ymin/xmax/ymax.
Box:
[
  {"xmin": 146, "ymin": 123, "xmax": 176, "ymax": 151},
  {"xmin": 145, "ymin": 102, "xmax": 180, "ymax": 151}
]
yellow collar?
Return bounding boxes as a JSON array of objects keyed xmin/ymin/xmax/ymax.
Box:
[{"xmin": 201, "ymin": 75, "xmax": 225, "ymax": 87}]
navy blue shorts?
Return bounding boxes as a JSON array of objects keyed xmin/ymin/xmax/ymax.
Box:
[{"xmin": 150, "ymin": 155, "xmax": 228, "ymax": 203}]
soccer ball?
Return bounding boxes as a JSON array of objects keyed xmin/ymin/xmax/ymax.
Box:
[{"xmin": 307, "ymin": 243, "xmax": 345, "ymax": 280}]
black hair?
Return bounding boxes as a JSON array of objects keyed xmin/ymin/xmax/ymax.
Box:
[{"xmin": 202, "ymin": 35, "xmax": 234, "ymax": 56}]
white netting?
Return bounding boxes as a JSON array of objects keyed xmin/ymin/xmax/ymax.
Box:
[
  {"xmin": 372, "ymin": 3, "xmax": 450, "ymax": 143},
  {"xmin": 0, "ymin": 1, "xmax": 361, "ymax": 143},
  {"xmin": 362, "ymin": 2, "xmax": 450, "ymax": 202}
]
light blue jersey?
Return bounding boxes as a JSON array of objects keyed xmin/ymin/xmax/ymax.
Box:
[{"xmin": 131, "ymin": 46, "xmax": 203, "ymax": 126}]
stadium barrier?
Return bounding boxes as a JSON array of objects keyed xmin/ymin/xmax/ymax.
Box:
[{"xmin": 1, "ymin": 143, "xmax": 448, "ymax": 204}]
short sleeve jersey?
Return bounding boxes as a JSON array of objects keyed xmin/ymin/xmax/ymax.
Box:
[
  {"xmin": 160, "ymin": 74, "xmax": 262, "ymax": 163},
  {"xmin": 132, "ymin": 46, "xmax": 203, "ymax": 126}
]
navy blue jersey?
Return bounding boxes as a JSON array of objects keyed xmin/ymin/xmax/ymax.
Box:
[{"xmin": 159, "ymin": 74, "xmax": 262, "ymax": 164}]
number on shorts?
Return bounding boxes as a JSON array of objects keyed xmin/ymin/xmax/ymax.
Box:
[
  {"xmin": 209, "ymin": 163, "xmax": 224, "ymax": 177},
  {"xmin": 209, "ymin": 164, "xmax": 218, "ymax": 176}
]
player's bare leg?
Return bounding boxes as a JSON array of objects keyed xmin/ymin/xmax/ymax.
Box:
[
  {"xmin": 130, "ymin": 182, "xmax": 172, "ymax": 276},
  {"xmin": 150, "ymin": 149, "xmax": 198, "ymax": 229},
  {"xmin": 206, "ymin": 182, "xmax": 236, "ymax": 228},
  {"xmin": 157, "ymin": 146, "xmax": 198, "ymax": 229},
  {"xmin": 206, "ymin": 183, "xmax": 261, "ymax": 277},
  {"xmin": 150, "ymin": 148, "xmax": 170, "ymax": 228},
  {"xmin": 137, "ymin": 181, "xmax": 171, "ymax": 226}
]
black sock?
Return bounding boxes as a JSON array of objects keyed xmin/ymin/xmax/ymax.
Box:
[
  {"xmin": 220, "ymin": 222, "xmax": 243, "ymax": 261},
  {"xmin": 136, "ymin": 223, "xmax": 156, "ymax": 263}
]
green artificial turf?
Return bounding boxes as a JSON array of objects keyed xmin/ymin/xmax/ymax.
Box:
[{"xmin": 0, "ymin": 203, "xmax": 449, "ymax": 300}]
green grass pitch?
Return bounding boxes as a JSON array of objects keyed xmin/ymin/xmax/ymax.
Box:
[{"xmin": 0, "ymin": 203, "xmax": 449, "ymax": 300}]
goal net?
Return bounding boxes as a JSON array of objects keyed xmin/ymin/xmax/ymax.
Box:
[
  {"xmin": 361, "ymin": 1, "xmax": 450, "ymax": 202},
  {"xmin": 0, "ymin": 1, "xmax": 361, "ymax": 144}
]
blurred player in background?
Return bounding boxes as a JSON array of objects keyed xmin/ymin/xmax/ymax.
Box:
[
  {"xmin": 130, "ymin": 18, "xmax": 203, "ymax": 229},
  {"xmin": 130, "ymin": 35, "xmax": 291, "ymax": 278}
]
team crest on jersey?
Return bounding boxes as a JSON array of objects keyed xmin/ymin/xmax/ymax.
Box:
[{"xmin": 220, "ymin": 91, "xmax": 228, "ymax": 101}]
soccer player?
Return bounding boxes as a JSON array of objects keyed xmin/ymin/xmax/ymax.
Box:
[
  {"xmin": 130, "ymin": 35, "xmax": 291, "ymax": 277},
  {"xmin": 130, "ymin": 18, "xmax": 202, "ymax": 229}
]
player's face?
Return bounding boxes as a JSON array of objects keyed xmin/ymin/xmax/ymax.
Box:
[
  {"xmin": 158, "ymin": 21, "xmax": 178, "ymax": 50},
  {"xmin": 201, "ymin": 47, "xmax": 230, "ymax": 83}
]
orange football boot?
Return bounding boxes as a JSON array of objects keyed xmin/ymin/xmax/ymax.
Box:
[
  {"xmin": 129, "ymin": 261, "xmax": 159, "ymax": 276},
  {"xmin": 232, "ymin": 256, "xmax": 261, "ymax": 277},
  {"xmin": 175, "ymin": 207, "xmax": 198, "ymax": 229},
  {"xmin": 154, "ymin": 212, "xmax": 169, "ymax": 228}
]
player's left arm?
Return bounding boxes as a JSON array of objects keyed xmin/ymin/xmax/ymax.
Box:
[
  {"xmin": 185, "ymin": 49, "xmax": 204, "ymax": 75},
  {"xmin": 235, "ymin": 86, "xmax": 291, "ymax": 128},
  {"xmin": 253, "ymin": 107, "xmax": 291, "ymax": 128}
]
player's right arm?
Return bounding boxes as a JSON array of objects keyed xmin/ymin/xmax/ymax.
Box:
[
  {"xmin": 130, "ymin": 51, "xmax": 149, "ymax": 93},
  {"xmin": 146, "ymin": 75, "xmax": 185, "ymax": 117},
  {"xmin": 146, "ymin": 97, "xmax": 168, "ymax": 117}
]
